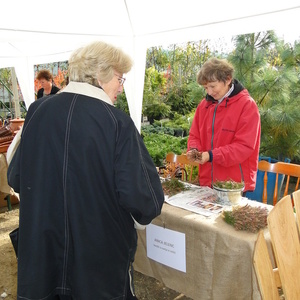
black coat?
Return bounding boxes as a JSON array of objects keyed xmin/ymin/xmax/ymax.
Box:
[{"xmin": 8, "ymin": 82, "xmax": 164, "ymax": 300}]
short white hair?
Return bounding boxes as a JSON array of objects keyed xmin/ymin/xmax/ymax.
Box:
[{"xmin": 68, "ymin": 41, "xmax": 133, "ymax": 87}]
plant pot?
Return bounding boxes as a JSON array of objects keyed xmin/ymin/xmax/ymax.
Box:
[
  {"xmin": 9, "ymin": 118, "xmax": 25, "ymax": 132},
  {"xmin": 213, "ymin": 185, "xmax": 244, "ymax": 205}
]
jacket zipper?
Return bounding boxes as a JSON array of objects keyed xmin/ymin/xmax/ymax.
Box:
[
  {"xmin": 210, "ymin": 103, "xmax": 220, "ymax": 185},
  {"xmin": 210, "ymin": 99, "xmax": 245, "ymax": 186}
]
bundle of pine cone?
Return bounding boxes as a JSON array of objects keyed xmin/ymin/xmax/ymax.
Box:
[
  {"xmin": 222, "ymin": 204, "xmax": 269, "ymax": 233},
  {"xmin": 187, "ymin": 149, "xmax": 202, "ymax": 161}
]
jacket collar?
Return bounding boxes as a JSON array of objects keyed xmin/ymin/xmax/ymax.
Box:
[
  {"xmin": 60, "ymin": 81, "xmax": 113, "ymax": 106},
  {"xmin": 205, "ymin": 79, "xmax": 244, "ymax": 103}
]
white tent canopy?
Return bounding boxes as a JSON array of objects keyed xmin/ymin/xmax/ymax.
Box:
[{"xmin": 1, "ymin": 0, "xmax": 300, "ymax": 130}]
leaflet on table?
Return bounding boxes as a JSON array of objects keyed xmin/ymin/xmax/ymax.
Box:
[{"xmin": 165, "ymin": 186, "xmax": 227, "ymax": 217}]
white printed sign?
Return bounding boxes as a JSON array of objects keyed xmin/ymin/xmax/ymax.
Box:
[{"xmin": 146, "ymin": 223, "xmax": 186, "ymax": 272}]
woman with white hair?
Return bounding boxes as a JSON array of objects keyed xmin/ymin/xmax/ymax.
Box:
[{"xmin": 8, "ymin": 41, "xmax": 164, "ymax": 300}]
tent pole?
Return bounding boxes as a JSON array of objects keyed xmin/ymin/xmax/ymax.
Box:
[{"xmin": 11, "ymin": 68, "xmax": 21, "ymax": 119}]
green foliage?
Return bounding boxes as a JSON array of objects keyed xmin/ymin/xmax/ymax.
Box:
[
  {"xmin": 167, "ymin": 41, "xmax": 212, "ymax": 85},
  {"xmin": 228, "ymin": 31, "xmax": 300, "ymax": 161},
  {"xmin": 222, "ymin": 210, "xmax": 235, "ymax": 226},
  {"xmin": 141, "ymin": 124, "xmax": 175, "ymax": 136},
  {"xmin": 228, "ymin": 32, "xmax": 277, "ymax": 94},
  {"xmin": 142, "ymin": 66, "xmax": 171, "ymax": 123},
  {"xmin": 142, "ymin": 132, "xmax": 188, "ymax": 166},
  {"xmin": 143, "ymin": 102, "xmax": 171, "ymax": 124},
  {"xmin": 143, "ymin": 41, "xmax": 213, "ymax": 125},
  {"xmin": 279, "ymin": 41, "xmax": 300, "ymax": 67},
  {"xmin": 165, "ymin": 84, "xmax": 195, "ymax": 115},
  {"xmin": 115, "ymin": 91, "xmax": 129, "ymax": 115},
  {"xmin": 146, "ymin": 47, "xmax": 170, "ymax": 71},
  {"xmin": 161, "ymin": 178, "xmax": 191, "ymax": 196},
  {"xmin": 251, "ymin": 66, "xmax": 296, "ymax": 106},
  {"xmin": 186, "ymin": 81, "xmax": 206, "ymax": 107},
  {"xmin": 214, "ymin": 180, "xmax": 244, "ymax": 190},
  {"xmin": 152, "ymin": 112, "xmax": 195, "ymax": 136},
  {"xmin": 0, "ymin": 68, "xmax": 12, "ymax": 88},
  {"xmin": 259, "ymin": 104, "xmax": 300, "ymax": 160}
]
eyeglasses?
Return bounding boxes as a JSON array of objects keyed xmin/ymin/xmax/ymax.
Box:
[{"xmin": 115, "ymin": 74, "xmax": 126, "ymax": 86}]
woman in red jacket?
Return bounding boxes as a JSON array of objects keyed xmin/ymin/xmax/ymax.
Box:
[{"xmin": 187, "ymin": 57, "xmax": 261, "ymax": 192}]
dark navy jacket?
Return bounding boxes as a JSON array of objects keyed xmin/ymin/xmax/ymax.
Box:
[{"xmin": 8, "ymin": 82, "xmax": 164, "ymax": 300}]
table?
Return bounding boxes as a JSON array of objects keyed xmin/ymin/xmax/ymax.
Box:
[{"xmin": 134, "ymin": 196, "xmax": 272, "ymax": 300}]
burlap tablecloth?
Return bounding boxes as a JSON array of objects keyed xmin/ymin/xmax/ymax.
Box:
[
  {"xmin": 134, "ymin": 202, "xmax": 272, "ymax": 300},
  {"xmin": 0, "ymin": 153, "xmax": 12, "ymax": 194},
  {"xmin": 0, "ymin": 153, "xmax": 19, "ymax": 208}
]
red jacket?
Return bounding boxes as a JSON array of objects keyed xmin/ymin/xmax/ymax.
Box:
[{"xmin": 188, "ymin": 80, "xmax": 261, "ymax": 191}]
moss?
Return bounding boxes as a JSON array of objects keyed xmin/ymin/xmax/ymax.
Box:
[
  {"xmin": 214, "ymin": 180, "xmax": 244, "ymax": 190},
  {"xmin": 161, "ymin": 178, "xmax": 190, "ymax": 196}
]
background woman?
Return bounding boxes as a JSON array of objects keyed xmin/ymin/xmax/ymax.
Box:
[{"xmin": 36, "ymin": 69, "xmax": 60, "ymax": 99}]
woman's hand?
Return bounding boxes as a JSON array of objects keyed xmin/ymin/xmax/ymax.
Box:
[
  {"xmin": 200, "ymin": 151, "xmax": 210, "ymax": 164},
  {"xmin": 186, "ymin": 149, "xmax": 202, "ymax": 164}
]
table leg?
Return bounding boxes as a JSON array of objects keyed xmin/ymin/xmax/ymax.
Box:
[{"xmin": 4, "ymin": 194, "xmax": 12, "ymax": 211}]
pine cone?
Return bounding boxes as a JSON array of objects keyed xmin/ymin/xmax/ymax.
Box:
[{"xmin": 188, "ymin": 149, "xmax": 202, "ymax": 161}]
